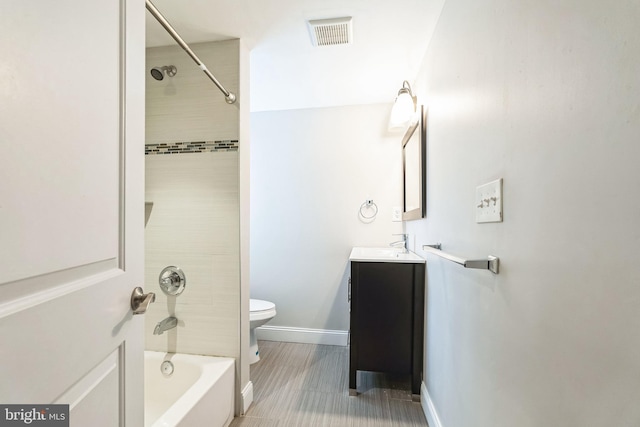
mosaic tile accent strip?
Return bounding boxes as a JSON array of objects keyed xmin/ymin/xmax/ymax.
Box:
[{"xmin": 145, "ymin": 140, "xmax": 238, "ymax": 155}]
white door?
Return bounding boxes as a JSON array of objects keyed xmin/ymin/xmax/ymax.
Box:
[{"xmin": 0, "ymin": 0, "xmax": 146, "ymax": 426}]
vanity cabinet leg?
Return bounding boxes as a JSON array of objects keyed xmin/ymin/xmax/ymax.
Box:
[{"xmin": 411, "ymin": 370, "xmax": 421, "ymax": 401}]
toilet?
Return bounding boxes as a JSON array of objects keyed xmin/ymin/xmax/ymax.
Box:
[{"xmin": 249, "ymin": 299, "xmax": 277, "ymax": 364}]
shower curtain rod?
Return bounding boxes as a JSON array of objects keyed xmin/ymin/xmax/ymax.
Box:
[{"xmin": 145, "ymin": 0, "xmax": 237, "ymax": 104}]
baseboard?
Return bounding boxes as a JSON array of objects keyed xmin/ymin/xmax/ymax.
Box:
[
  {"xmin": 241, "ymin": 381, "xmax": 253, "ymax": 415},
  {"xmin": 421, "ymin": 382, "xmax": 443, "ymax": 427},
  {"xmin": 256, "ymin": 325, "xmax": 348, "ymax": 346}
]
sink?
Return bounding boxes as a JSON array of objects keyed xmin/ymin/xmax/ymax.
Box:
[{"xmin": 349, "ymin": 247, "xmax": 425, "ymax": 263}]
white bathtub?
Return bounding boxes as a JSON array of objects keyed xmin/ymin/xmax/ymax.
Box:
[{"xmin": 144, "ymin": 351, "xmax": 235, "ymax": 427}]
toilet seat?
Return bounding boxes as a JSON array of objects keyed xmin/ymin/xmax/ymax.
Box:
[
  {"xmin": 250, "ymin": 299, "xmax": 275, "ymax": 312},
  {"xmin": 250, "ymin": 299, "xmax": 276, "ymax": 322}
]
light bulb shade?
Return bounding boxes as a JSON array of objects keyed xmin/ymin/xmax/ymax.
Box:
[{"xmin": 388, "ymin": 81, "xmax": 417, "ymax": 131}]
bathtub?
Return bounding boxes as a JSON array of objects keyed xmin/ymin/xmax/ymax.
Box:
[{"xmin": 144, "ymin": 351, "xmax": 235, "ymax": 427}]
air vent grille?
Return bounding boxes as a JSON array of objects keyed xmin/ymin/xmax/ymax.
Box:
[{"xmin": 308, "ymin": 17, "xmax": 353, "ymax": 47}]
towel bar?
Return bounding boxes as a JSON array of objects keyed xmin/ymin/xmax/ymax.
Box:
[{"xmin": 422, "ymin": 244, "xmax": 499, "ymax": 274}]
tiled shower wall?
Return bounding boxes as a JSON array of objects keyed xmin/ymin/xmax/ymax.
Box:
[{"xmin": 144, "ymin": 40, "xmax": 240, "ymax": 358}]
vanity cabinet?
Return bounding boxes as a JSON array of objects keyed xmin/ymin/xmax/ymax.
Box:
[{"xmin": 349, "ymin": 256, "xmax": 425, "ymax": 398}]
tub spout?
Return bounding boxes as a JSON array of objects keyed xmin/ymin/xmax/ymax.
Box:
[{"xmin": 154, "ymin": 316, "xmax": 178, "ymax": 335}]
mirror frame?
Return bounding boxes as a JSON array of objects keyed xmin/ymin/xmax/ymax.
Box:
[{"xmin": 401, "ymin": 105, "xmax": 427, "ymax": 221}]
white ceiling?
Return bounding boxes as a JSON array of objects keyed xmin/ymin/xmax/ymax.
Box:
[{"xmin": 145, "ymin": 0, "xmax": 445, "ymax": 112}]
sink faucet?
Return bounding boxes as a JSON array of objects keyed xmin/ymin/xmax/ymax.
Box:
[
  {"xmin": 389, "ymin": 234, "xmax": 409, "ymax": 253},
  {"xmin": 154, "ymin": 316, "xmax": 178, "ymax": 335}
]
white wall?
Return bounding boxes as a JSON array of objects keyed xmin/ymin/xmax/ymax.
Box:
[
  {"xmin": 250, "ymin": 104, "xmax": 404, "ymax": 337},
  {"xmin": 406, "ymin": 1, "xmax": 640, "ymax": 426}
]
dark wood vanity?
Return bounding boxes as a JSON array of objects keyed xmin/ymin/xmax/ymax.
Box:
[{"xmin": 348, "ymin": 248, "xmax": 426, "ymax": 399}]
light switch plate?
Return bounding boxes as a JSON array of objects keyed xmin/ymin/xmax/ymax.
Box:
[{"xmin": 476, "ymin": 178, "xmax": 503, "ymax": 223}]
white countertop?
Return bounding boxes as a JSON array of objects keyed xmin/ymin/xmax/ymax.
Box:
[{"xmin": 349, "ymin": 247, "xmax": 425, "ymax": 264}]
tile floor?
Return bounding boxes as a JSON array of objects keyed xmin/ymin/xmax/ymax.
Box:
[{"xmin": 230, "ymin": 341, "xmax": 429, "ymax": 427}]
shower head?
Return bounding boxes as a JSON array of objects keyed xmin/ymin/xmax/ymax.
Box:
[
  {"xmin": 150, "ymin": 65, "xmax": 177, "ymax": 81},
  {"xmin": 150, "ymin": 67, "xmax": 164, "ymax": 80}
]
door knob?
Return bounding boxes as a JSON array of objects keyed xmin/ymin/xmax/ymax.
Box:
[{"xmin": 131, "ymin": 287, "xmax": 156, "ymax": 315}]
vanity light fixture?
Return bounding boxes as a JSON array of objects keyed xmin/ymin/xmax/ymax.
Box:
[{"xmin": 389, "ymin": 80, "xmax": 418, "ymax": 131}]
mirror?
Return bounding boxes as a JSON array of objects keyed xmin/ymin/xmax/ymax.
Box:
[{"xmin": 402, "ymin": 105, "xmax": 426, "ymax": 220}]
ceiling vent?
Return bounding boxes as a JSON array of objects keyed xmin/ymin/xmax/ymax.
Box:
[{"xmin": 307, "ymin": 17, "xmax": 353, "ymax": 47}]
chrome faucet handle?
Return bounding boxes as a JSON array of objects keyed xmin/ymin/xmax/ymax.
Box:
[
  {"xmin": 390, "ymin": 234, "xmax": 409, "ymax": 253},
  {"xmin": 159, "ymin": 266, "xmax": 186, "ymax": 296},
  {"xmin": 131, "ymin": 287, "xmax": 156, "ymax": 315}
]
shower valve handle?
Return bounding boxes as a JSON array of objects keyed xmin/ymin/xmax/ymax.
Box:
[{"xmin": 159, "ymin": 266, "xmax": 186, "ymax": 296}]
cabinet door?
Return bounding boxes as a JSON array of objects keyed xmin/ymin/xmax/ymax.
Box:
[{"xmin": 352, "ymin": 262, "xmax": 414, "ymax": 374}]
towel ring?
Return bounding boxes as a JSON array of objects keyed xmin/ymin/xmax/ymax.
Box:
[{"xmin": 359, "ymin": 200, "xmax": 378, "ymax": 219}]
